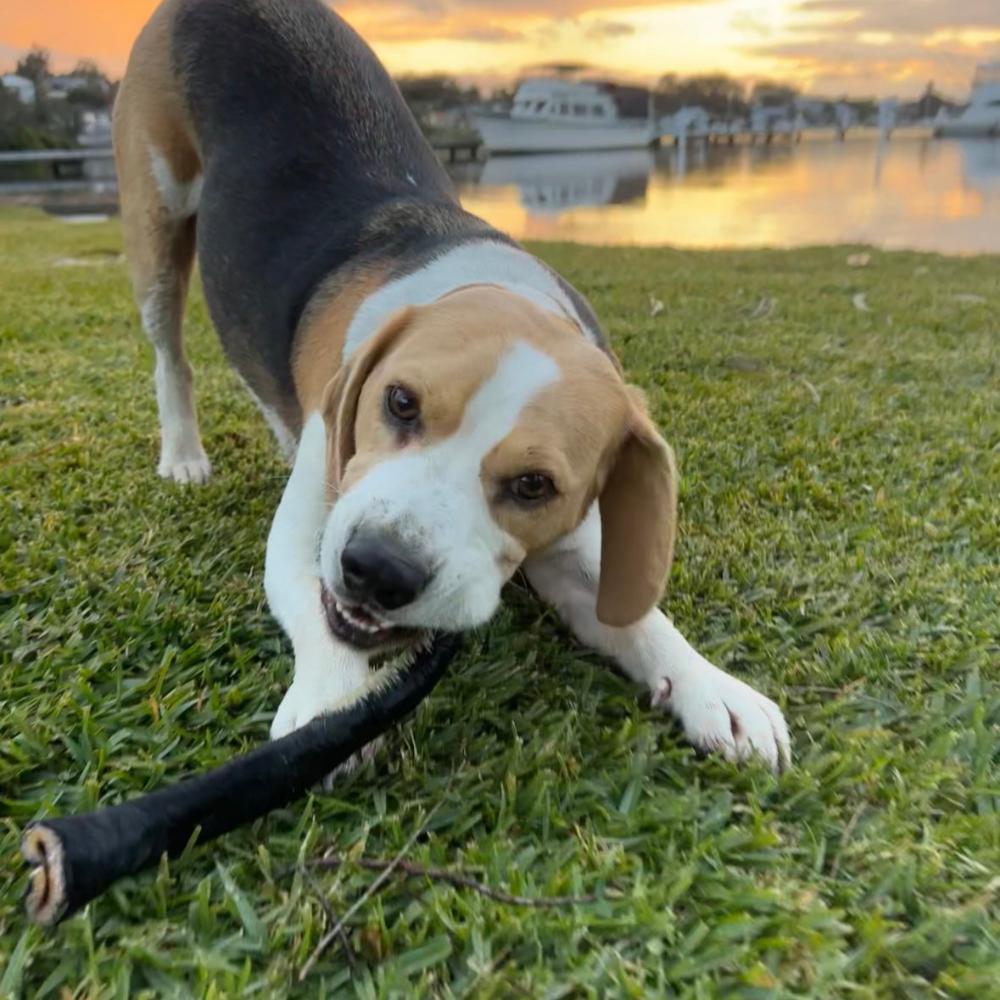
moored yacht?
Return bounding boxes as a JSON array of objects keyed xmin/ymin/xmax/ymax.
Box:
[
  {"xmin": 474, "ymin": 76, "xmax": 657, "ymax": 155},
  {"xmin": 935, "ymin": 62, "xmax": 1000, "ymax": 138}
]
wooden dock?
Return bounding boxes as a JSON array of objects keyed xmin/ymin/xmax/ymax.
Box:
[
  {"xmin": 0, "ymin": 147, "xmax": 115, "ymax": 182},
  {"xmin": 0, "ymin": 141, "xmax": 483, "ymax": 194},
  {"xmin": 430, "ymin": 138, "xmax": 482, "ymax": 162}
]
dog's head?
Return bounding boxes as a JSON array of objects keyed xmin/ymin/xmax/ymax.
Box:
[{"xmin": 317, "ymin": 286, "xmax": 677, "ymax": 649}]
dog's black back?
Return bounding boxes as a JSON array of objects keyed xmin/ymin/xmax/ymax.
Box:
[{"xmin": 173, "ymin": 0, "xmax": 480, "ymax": 397}]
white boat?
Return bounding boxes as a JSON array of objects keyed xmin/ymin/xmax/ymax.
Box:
[
  {"xmin": 936, "ymin": 62, "xmax": 1000, "ymax": 138},
  {"xmin": 474, "ymin": 77, "xmax": 656, "ymax": 155}
]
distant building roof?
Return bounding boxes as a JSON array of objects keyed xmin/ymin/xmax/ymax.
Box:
[
  {"xmin": 1, "ymin": 73, "xmax": 36, "ymax": 104},
  {"xmin": 50, "ymin": 74, "xmax": 111, "ymax": 96}
]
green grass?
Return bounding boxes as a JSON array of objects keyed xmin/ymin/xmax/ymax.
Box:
[{"xmin": 1, "ymin": 206, "xmax": 998, "ymax": 998}]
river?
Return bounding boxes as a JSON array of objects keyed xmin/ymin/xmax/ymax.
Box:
[{"xmin": 450, "ymin": 133, "xmax": 1000, "ymax": 254}]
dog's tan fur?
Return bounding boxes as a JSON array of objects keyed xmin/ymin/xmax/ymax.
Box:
[
  {"xmin": 113, "ymin": 0, "xmax": 199, "ymax": 317},
  {"xmin": 109, "ymin": 0, "xmax": 791, "ymax": 773},
  {"xmin": 322, "ymin": 287, "xmax": 677, "ymax": 625},
  {"xmin": 113, "ymin": 0, "xmax": 679, "ymax": 627},
  {"xmin": 294, "ymin": 265, "xmax": 392, "ymax": 414}
]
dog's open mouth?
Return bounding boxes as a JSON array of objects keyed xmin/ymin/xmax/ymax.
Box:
[{"xmin": 321, "ymin": 584, "xmax": 418, "ymax": 651}]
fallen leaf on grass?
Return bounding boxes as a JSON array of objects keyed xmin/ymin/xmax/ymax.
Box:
[
  {"xmin": 649, "ymin": 295, "xmax": 664, "ymax": 318},
  {"xmin": 724, "ymin": 354, "xmax": 764, "ymax": 372},
  {"xmin": 53, "ymin": 256, "xmax": 116, "ymax": 268},
  {"xmin": 749, "ymin": 297, "xmax": 776, "ymax": 320},
  {"xmin": 852, "ymin": 293, "xmax": 870, "ymax": 312},
  {"xmin": 798, "ymin": 377, "xmax": 821, "ymax": 405},
  {"xmin": 847, "ymin": 253, "xmax": 871, "ymax": 268},
  {"xmin": 952, "ymin": 293, "xmax": 986, "ymax": 305},
  {"xmin": 359, "ymin": 925, "xmax": 387, "ymax": 962}
]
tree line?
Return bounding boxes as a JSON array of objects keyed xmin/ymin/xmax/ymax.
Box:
[
  {"xmin": 1, "ymin": 47, "xmax": 114, "ymax": 151},
  {"xmin": 3, "ymin": 53, "xmax": 952, "ymax": 152}
]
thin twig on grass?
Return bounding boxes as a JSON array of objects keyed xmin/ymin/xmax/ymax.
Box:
[
  {"xmin": 298, "ymin": 798, "xmax": 444, "ymax": 981},
  {"xmin": 311, "ymin": 855, "xmax": 602, "ymax": 909},
  {"xmin": 829, "ymin": 802, "xmax": 867, "ymax": 878},
  {"xmin": 300, "ymin": 866, "xmax": 357, "ymax": 974}
]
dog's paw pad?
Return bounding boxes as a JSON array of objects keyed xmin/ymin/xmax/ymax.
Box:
[{"xmin": 651, "ymin": 677, "xmax": 672, "ymax": 708}]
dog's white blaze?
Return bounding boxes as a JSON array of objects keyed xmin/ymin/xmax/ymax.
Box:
[
  {"xmin": 320, "ymin": 341, "xmax": 560, "ymax": 631},
  {"xmin": 148, "ymin": 145, "xmax": 202, "ymax": 220},
  {"xmin": 343, "ymin": 241, "xmax": 596, "ymax": 359},
  {"xmin": 449, "ymin": 340, "xmax": 559, "ymax": 463}
]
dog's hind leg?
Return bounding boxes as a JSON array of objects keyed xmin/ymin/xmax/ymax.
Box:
[{"xmin": 113, "ymin": 6, "xmax": 210, "ymax": 484}]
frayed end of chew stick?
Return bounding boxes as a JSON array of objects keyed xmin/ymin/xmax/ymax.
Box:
[{"xmin": 22, "ymin": 824, "xmax": 69, "ymax": 926}]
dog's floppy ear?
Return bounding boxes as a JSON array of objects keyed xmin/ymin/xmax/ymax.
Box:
[
  {"xmin": 321, "ymin": 308, "xmax": 414, "ymax": 491},
  {"xmin": 596, "ymin": 389, "xmax": 678, "ymax": 627}
]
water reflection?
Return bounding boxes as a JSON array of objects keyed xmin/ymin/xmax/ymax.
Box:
[
  {"xmin": 453, "ymin": 135, "xmax": 1000, "ymax": 253},
  {"xmin": 961, "ymin": 140, "xmax": 1000, "ymax": 195},
  {"xmin": 479, "ymin": 149, "xmax": 654, "ymax": 212}
]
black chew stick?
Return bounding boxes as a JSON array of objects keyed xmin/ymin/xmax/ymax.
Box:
[{"xmin": 22, "ymin": 634, "xmax": 460, "ymax": 926}]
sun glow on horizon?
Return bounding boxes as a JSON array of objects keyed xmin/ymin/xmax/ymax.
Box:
[{"xmin": 0, "ymin": 0, "xmax": 997, "ymax": 99}]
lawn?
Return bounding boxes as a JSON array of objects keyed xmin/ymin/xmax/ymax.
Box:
[{"xmin": 0, "ymin": 206, "xmax": 997, "ymax": 998}]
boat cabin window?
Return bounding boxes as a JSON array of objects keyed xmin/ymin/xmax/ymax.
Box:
[
  {"xmin": 573, "ymin": 103, "xmax": 588, "ymax": 116},
  {"xmin": 559, "ymin": 103, "xmax": 570, "ymax": 115},
  {"xmin": 592, "ymin": 104, "xmax": 606, "ymax": 116}
]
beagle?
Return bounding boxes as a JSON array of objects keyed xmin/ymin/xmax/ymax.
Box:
[{"xmin": 113, "ymin": 0, "xmax": 790, "ymax": 770}]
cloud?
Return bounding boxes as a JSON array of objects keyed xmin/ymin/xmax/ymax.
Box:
[
  {"xmin": 369, "ymin": 0, "xmax": 692, "ymax": 13},
  {"xmin": 366, "ymin": 16, "xmax": 524, "ymax": 43},
  {"xmin": 747, "ymin": 0, "xmax": 1000, "ymax": 96},
  {"xmin": 794, "ymin": 0, "xmax": 1000, "ymax": 37},
  {"xmin": 458, "ymin": 24, "xmax": 526, "ymax": 42},
  {"xmin": 340, "ymin": 0, "xmax": 699, "ymax": 45},
  {"xmin": 585, "ymin": 20, "xmax": 636, "ymax": 40},
  {"xmin": 730, "ymin": 12, "xmax": 774, "ymax": 39}
]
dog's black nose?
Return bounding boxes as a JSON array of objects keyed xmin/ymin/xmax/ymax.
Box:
[{"xmin": 340, "ymin": 535, "xmax": 431, "ymax": 610}]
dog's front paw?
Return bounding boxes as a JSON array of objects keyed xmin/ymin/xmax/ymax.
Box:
[
  {"xmin": 271, "ymin": 677, "xmax": 350, "ymax": 740},
  {"xmin": 158, "ymin": 451, "xmax": 213, "ymax": 485},
  {"xmin": 652, "ymin": 666, "xmax": 790, "ymax": 773},
  {"xmin": 270, "ymin": 680, "xmax": 384, "ymax": 782}
]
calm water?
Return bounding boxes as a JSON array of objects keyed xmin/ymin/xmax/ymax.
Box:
[{"xmin": 451, "ymin": 133, "xmax": 1000, "ymax": 254}]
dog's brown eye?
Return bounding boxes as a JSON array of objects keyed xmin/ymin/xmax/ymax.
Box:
[
  {"xmin": 510, "ymin": 472, "xmax": 555, "ymax": 504},
  {"xmin": 385, "ymin": 385, "xmax": 420, "ymax": 425}
]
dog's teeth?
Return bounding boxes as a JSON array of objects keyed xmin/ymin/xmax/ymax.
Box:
[{"xmin": 331, "ymin": 596, "xmax": 392, "ymax": 637}]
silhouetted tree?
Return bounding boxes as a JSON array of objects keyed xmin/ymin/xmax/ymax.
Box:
[
  {"xmin": 750, "ymin": 81, "xmax": 800, "ymax": 107},
  {"xmin": 655, "ymin": 73, "xmax": 748, "ymax": 117},
  {"xmin": 0, "ymin": 85, "xmax": 75, "ymax": 151},
  {"xmin": 16, "ymin": 47, "xmax": 51, "ymax": 86},
  {"xmin": 913, "ymin": 82, "xmax": 952, "ymax": 118},
  {"xmin": 395, "ymin": 74, "xmax": 480, "ymax": 111},
  {"xmin": 65, "ymin": 59, "xmax": 112, "ymax": 110},
  {"xmin": 2, "ymin": 46, "xmax": 91, "ymax": 149}
]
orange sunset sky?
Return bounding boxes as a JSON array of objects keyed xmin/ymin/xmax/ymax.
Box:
[{"xmin": 2, "ymin": 1, "xmax": 999, "ymax": 98}]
